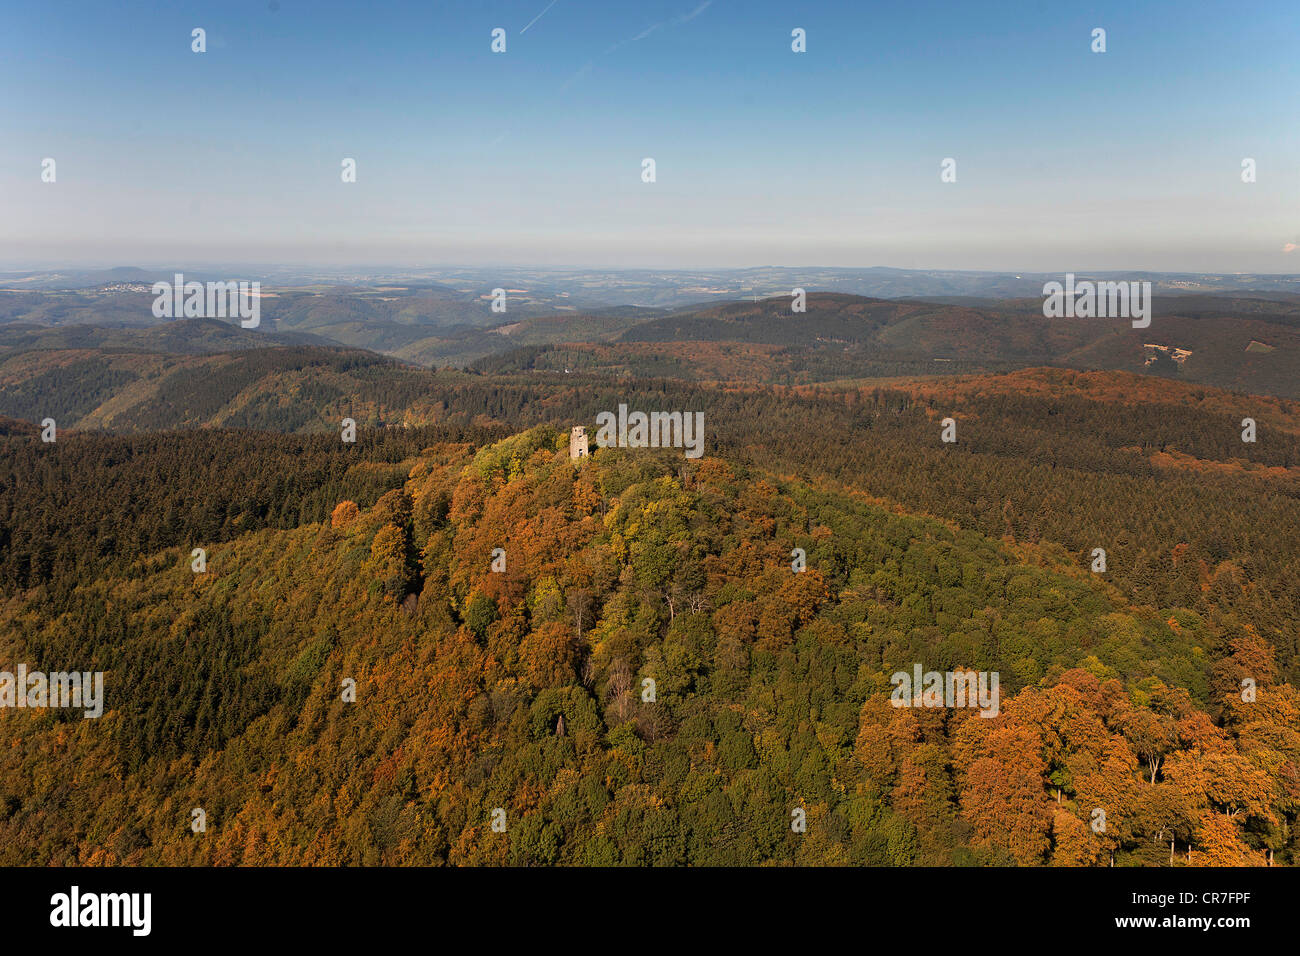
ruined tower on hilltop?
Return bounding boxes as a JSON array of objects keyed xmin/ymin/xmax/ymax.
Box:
[{"xmin": 569, "ymin": 425, "xmax": 589, "ymax": 461}]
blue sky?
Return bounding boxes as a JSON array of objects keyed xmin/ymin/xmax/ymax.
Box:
[{"xmin": 2, "ymin": 0, "xmax": 1297, "ymax": 271}]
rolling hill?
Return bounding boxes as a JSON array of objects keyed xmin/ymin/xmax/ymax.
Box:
[
  {"xmin": 2, "ymin": 427, "xmax": 1296, "ymax": 865},
  {"xmin": 6, "ymin": 287, "xmax": 1299, "ymax": 399},
  {"xmin": 612, "ymin": 292, "xmax": 1300, "ymax": 397}
]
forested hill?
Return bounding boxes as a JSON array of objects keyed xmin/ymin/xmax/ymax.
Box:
[
  {"xmin": 614, "ymin": 293, "xmax": 1300, "ymax": 397},
  {"xmin": 1, "ymin": 428, "xmax": 1295, "ymax": 865},
  {"xmin": 4, "ymin": 365, "xmax": 1300, "ymax": 684},
  {"xmin": 4, "ymin": 287, "xmax": 1300, "ymax": 396}
]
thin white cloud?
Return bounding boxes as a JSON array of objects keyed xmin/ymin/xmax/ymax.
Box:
[
  {"xmin": 601, "ymin": 1, "xmax": 713, "ymax": 57},
  {"xmin": 559, "ymin": 61, "xmax": 595, "ymax": 92},
  {"xmin": 673, "ymin": 1, "xmax": 712, "ymax": 25},
  {"xmin": 521, "ymin": 0, "xmax": 559, "ymax": 34}
]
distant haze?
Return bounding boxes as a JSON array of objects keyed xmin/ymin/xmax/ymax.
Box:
[{"xmin": 3, "ymin": 0, "xmax": 1298, "ymax": 271}]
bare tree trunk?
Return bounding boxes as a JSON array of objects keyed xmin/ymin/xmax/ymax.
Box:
[{"xmin": 606, "ymin": 658, "xmax": 633, "ymax": 723}]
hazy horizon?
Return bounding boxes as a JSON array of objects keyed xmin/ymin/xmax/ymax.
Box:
[
  {"xmin": 4, "ymin": 0, "xmax": 1297, "ymax": 272},
  {"xmin": 4, "ymin": 261, "xmax": 1300, "ymax": 280}
]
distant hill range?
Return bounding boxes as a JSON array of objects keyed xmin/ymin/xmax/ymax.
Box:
[
  {"xmin": 480, "ymin": 292, "xmax": 1300, "ymax": 398},
  {"xmin": 6, "ymin": 264, "xmax": 1298, "ymax": 300},
  {"xmin": 0, "ymin": 318, "xmax": 330, "ymax": 353},
  {"xmin": 2, "ymin": 282, "xmax": 1298, "ymax": 398}
]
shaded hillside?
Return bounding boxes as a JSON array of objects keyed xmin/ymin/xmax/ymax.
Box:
[
  {"xmin": 489, "ymin": 306, "xmax": 666, "ymax": 347},
  {"xmin": 0, "ymin": 318, "xmax": 332, "ymax": 354},
  {"xmin": 471, "ymin": 339, "xmax": 1021, "ymax": 383},
  {"xmin": 389, "ymin": 307, "xmax": 667, "ymax": 368},
  {"xmin": 2, "ymin": 430, "xmax": 1295, "ymax": 865},
  {"xmin": 0, "ymin": 288, "xmax": 667, "ymax": 370},
  {"xmin": 0, "ymin": 285, "xmax": 545, "ymax": 351},
  {"xmin": 0, "ymin": 344, "xmax": 420, "ymax": 431},
  {"xmin": 618, "ymin": 293, "xmax": 1300, "ymax": 398},
  {"xmin": 0, "ymin": 423, "xmax": 507, "ymax": 596}
]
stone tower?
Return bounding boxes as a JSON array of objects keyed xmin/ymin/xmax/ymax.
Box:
[{"xmin": 569, "ymin": 425, "xmax": 589, "ymax": 461}]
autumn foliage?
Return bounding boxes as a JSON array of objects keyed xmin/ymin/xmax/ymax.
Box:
[{"xmin": 1, "ymin": 426, "xmax": 1297, "ymax": 866}]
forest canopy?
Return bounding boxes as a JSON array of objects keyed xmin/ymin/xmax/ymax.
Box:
[{"xmin": 2, "ymin": 425, "xmax": 1296, "ymax": 866}]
